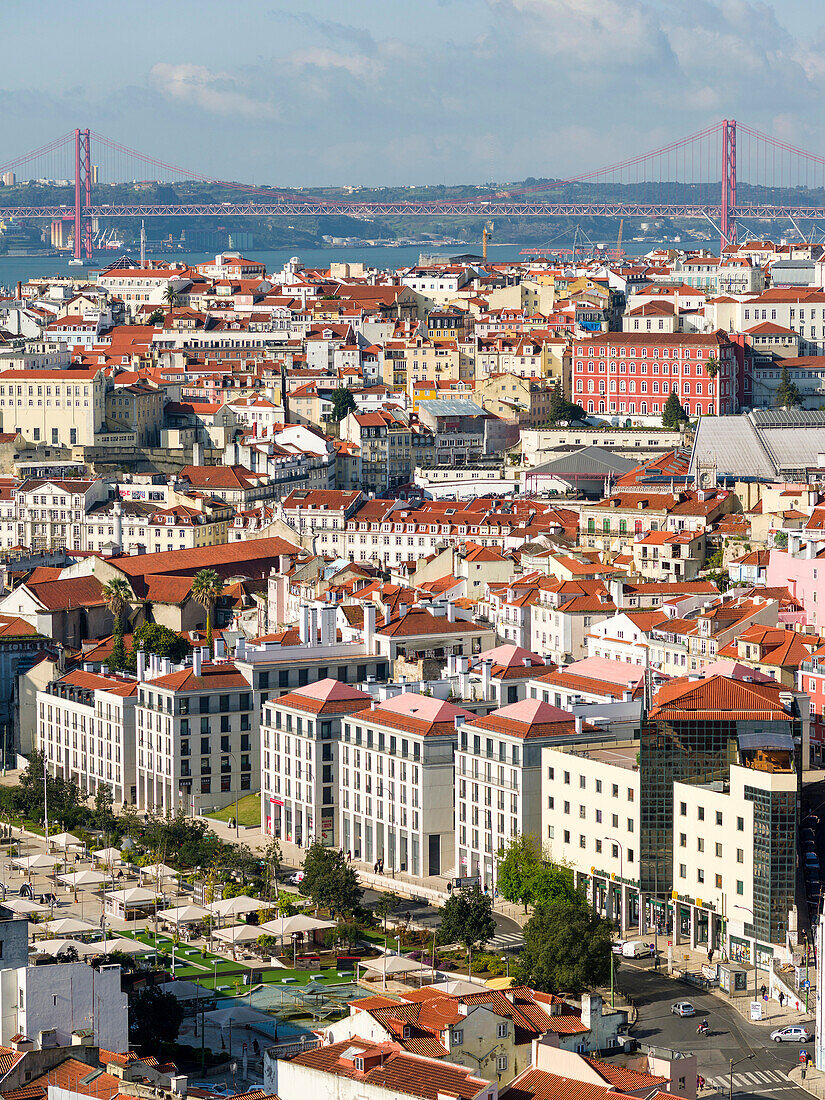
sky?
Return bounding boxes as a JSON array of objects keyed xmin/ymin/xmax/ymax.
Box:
[{"xmin": 4, "ymin": 0, "xmax": 825, "ymax": 188}]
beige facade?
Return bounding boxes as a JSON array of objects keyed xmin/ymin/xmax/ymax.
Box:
[{"xmin": 0, "ymin": 368, "xmax": 105, "ymax": 447}]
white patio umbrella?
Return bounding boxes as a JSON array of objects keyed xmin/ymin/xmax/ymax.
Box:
[
  {"xmin": 47, "ymin": 832, "xmax": 83, "ymax": 850},
  {"xmin": 58, "ymin": 869, "xmax": 108, "ymax": 888},
  {"xmin": 35, "ymin": 938, "xmax": 84, "ymax": 957},
  {"xmin": 212, "ymin": 924, "xmax": 261, "ymax": 946},
  {"xmin": 85, "ymin": 937, "xmax": 155, "ymax": 956},
  {"xmin": 3, "ymin": 897, "xmax": 48, "ymax": 915},
  {"xmin": 140, "ymin": 863, "xmax": 179, "ymax": 882},
  {"xmin": 13, "ymin": 854, "xmax": 58, "ymax": 871},
  {"xmin": 104, "ymin": 886, "xmax": 158, "ymax": 905},
  {"xmin": 157, "ymin": 904, "xmax": 211, "ymax": 924},
  {"xmin": 43, "ymin": 916, "xmax": 96, "ymax": 936},
  {"xmin": 93, "ymin": 847, "xmax": 123, "ymax": 868},
  {"xmin": 259, "ymin": 914, "xmax": 335, "ymax": 938},
  {"xmin": 361, "ymin": 955, "xmax": 429, "ymax": 976},
  {"xmin": 209, "ymin": 895, "xmax": 262, "ymax": 918}
]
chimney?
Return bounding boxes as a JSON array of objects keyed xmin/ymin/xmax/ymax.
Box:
[
  {"xmin": 399, "ymin": 603, "xmax": 408, "ymax": 619},
  {"xmin": 364, "ymin": 604, "xmax": 376, "ymax": 655},
  {"xmin": 193, "ymin": 647, "xmax": 202, "ymax": 676},
  {"xmin": 447, "ymin": 653, "xmax": 457, "ymax": 677},
  {"xmin": 309, "ymin": 606, "xmax": 319, "ymax": 646},
  {"xmin": 384, "ymin": 605, "xmax": 391, "ymax": 626},
  {"xmin": 279, "ymin": 553, "xmax": 291, "ymax": 574},
  {"xmin": 454, "ymin": 714, "xmax": 465, "ymax": 731},
  {"xmin": 136, "ymin": 649, "xmax": 146, "ymax": 681},
  {"xmin": 215, "ymin": 634, "xmax": 226, "ymax": 658},
  {"xmin": 192, "ymin": 440, "xmax": 204, "ymax": 466},
  {"xmin": 481, "ymin": 658, "xmax": 492, "ymax": 699},
  {"xmin": 447, "ymin": 601, "xmax": 456, "ymax": 623},
  {"xmin": 299, "ymin": 605, "xmax": 311, "ymax": 644},
  {"xmin": 236, "ymin": 636, "xmax": 246, "ymax": 660},
  {"xmin": 522, "ymin": 657, "xmax": 532, "ymax": 667},
  {"xmin": 574, "ymin": 715, "xmax": 583, "ymax": 734}
]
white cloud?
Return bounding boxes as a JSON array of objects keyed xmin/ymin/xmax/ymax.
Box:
[
  {"xmin": 150, "ymin": 63, "xmax": 276, "ymax": 119},
  {"xmin": 287, "ymin": 47, "xmax": 378, "ymax": 79}
]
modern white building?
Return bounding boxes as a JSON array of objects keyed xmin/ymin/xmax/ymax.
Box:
[
  {"xmin": 38, "ymin": 669, "xmax": 138, "ymax": 806},
  {"xmin": 135, "ymin": 653, "xmax": 257, "ymax": 815},
  {"xmin": 260, "ymin": 678, "xmax": 371, "ymax": 847},
  {"xmin": 339, "ymin": 691, "xmax": 473, "ymax": 876}
]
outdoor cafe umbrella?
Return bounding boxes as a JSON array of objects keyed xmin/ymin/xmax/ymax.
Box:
[
  {"xmin": 3, "ymin": 897, "xmax": 48, "ymax": 915},
  {"xmin": 13, "ymin": 854, "xmax": 58, "ymax": 872},
  {"xmin": 43, "ymin": 916, "xmax": 96, "ymax": 936},
  {"xmin": 140, "ymin": 863, "xmax": 179, "ymax": 883},
  {"xmin": 157, "ymin": 904, "xmax": 211, "ymax": 925},
  {"xmin": 360, "ymin": 955, "xmax": 429, "ymax": 976},
  {"xmin": 83, "ymin": 937, "xmax": 155, "ymax": 956},
  {"xmin": 209, "ymin": 895, "xmax": 262, "ymax": 919},
  {"xmin": 35, "ymin": 938, "xmax": 84, "ymax": 957},
  {"xmin": 258, "ymin": 914, "xmax": 335, "ymax": 939},
  {"xmin": 212, "ymin": 924, "xmax": 261, "ymax": 946},
  {"xmin": 58, "ymin": 869, "xmax": 108, "ymax": 888},
  {"xmin": 47, "ymin": 832, "xmax": 83, "ymax": 850},
  {"xmin": 93, "ymin": 847, "xmax": 122, "ymax": 868}
]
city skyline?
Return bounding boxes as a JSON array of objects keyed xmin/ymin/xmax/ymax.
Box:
[{"xmin": 4, "ymin": 0, "xmax": 825, "ymax": 187}]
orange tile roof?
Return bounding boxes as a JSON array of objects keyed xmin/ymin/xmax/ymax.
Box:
[{"xmin": 649, "ymin": 674, "xmax": 792, "ymax": 721}]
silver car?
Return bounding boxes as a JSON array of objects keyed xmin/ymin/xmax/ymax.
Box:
[{"xmin": 770, "ymin": 1026, "xmax": 812, "ymax": 1043}]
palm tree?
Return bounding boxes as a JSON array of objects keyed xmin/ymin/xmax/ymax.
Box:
[
  {"xmin": 102, "ymin": 578, "xmax": 132, "ymax": 635},
  {"xmin": 190, "ymin": 568, "xmax": 222, "ymax": 655},
  {"xmin": 102, "ymin": 578, "xmax": 132, "ymax": 673},
  {"xmin": 163, "ymin": 284, "xmax": 180, "ymax": 321}
]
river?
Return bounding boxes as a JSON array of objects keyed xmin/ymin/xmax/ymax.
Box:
[{"xmin": 0, "ymin": 239, "xmax": 668, "ymax": 290}]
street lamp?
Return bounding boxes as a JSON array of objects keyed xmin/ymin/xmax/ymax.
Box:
[
  {"xmin": 501, "ymin": 955, "xmax": 510, "ymax": 979},
  {"xmin": 729, "ymin": 1054, "xmax": 754, "ymax": 1100}
]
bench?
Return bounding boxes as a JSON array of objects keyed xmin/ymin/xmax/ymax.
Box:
[{"xmin": 281, "ymin": 977, "xmax": 298, "ymax": 984}]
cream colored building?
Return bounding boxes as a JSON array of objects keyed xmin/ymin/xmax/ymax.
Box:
[{"xmin": 0, "ymin": 367, "xmax": 105, "ymax": 447}]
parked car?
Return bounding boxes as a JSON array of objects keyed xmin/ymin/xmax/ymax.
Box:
[
  {"xmin": 287, "ymin": 871, "xmax": 305, "ymax": 886},
  {"xmin": 804, "ymin": 851, "xmax": 819, "ymax": 867},
  {"xmin": 671, "ymin": 1002, "xmax": 696, "ymax": 1017},
  {"xmin": 770, "ymin": 1026, "xmax": 812, "ymax": 1043},
  {"xmin": 612, "ymin": 941, "xmax": 626, "ymax": 955},
  {"xmin": 622, "ymin": 940, "xmax": 654, "ymax": 958}
]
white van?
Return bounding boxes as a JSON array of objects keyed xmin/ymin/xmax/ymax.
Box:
[{"xmin": 622, "ymin": 940, "xmax": 653, "ymax": 958}]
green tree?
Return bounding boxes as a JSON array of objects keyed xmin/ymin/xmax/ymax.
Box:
[
  {"xmin": 437, "ymin": 885, "xmax": 496, "ymax": 976},
  {"xmin": 190, "ymin": 568, "xmax": 221, "ymax": 654},
  {"xmin": 131, "ymin": 985, "xmax": 184, "ymax": 1049},
  {"xmin": 662, "ymin": 388, "xmax": 689, "ymax": 428},
  {"xmin": 520, "ymin": 899, "xmax": 613, "ymax": 994},
  {"xmin": 374, "ymin": 890, "xmax": 401, "ymax": 935},
  {"xmin": 775, "ymin": 365, "xmax": 801, "ymax": 409},
  {"xmin": 126, "ymin": 623, "xmax": 190, "ymax": 669},
  {"xmin": 547, "ymin": 380, "xmax": 586, "ymax": 425},
  {"xmin": 496, "ymin": 834, "xmax": 543, "ymax": 911},
  {"xmin": 300, "ymin": 841, "xmax": 362, "ymax": 918},
  {"xmin": 704, "ymin": 356, "xmax": 719, "ymax": 379},
  {"xmin": 108, "ymin": 631, "xmax": 127, "ymax": 673},
  {"xmin": 330, "ymin": 386, "xmax": 356, "ymax": 423},
  {"xmin": 163, "ymin": 284, "xmax": 180, "ymax": 320}
]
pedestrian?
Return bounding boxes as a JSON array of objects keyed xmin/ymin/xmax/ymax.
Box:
[
  {"xmin": 373, "ymin": 862, "xmax": 378, "ymax": 874},
  {"xmin": 346, "ymin": 850, "xmax": 351, "ymax": 863},
  {"xmin": 760, "ymin": 984, "xmax": 767, "ymax": 998},
  {"xmin": 779, "ymin": 991, "xmax": 785, "ymax": 1008},
  {"xmin": 708, "ymin": 947, "xmax": 714, "ymax": 963}
]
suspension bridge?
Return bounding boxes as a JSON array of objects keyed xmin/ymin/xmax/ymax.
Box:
[{"xmin": 4, "ymin": 120, "xmax": 825, "ymax": 259}]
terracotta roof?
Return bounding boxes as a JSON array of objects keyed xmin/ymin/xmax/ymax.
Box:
[
  {"xmin": 27, "ymin": 576, "xmax": 106, "ymax": 611},
  {"xmin": 649, "ymin": 674, "xmax": 792, "ymax": 721},
  {"xmin": 467, "ymin": 698, "xmax": 581, "ymax": 740},
  {"xmin": 147, "ymin": 661, "xmax": 250, "ymax": 692},
  {"xmin": 352, "ymin": 692, "xmax": 474, "ymax": 738},
  {"xmin": 274, "ymin": 678, "xmax": 372, "ymax": 715}
]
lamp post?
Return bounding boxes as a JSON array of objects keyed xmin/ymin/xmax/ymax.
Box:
[
  {"xmin": 501, "ymin": 955, "xmax": 510, "ymax": 979},
  {"xmin": 729, "ymin": 1054, "xmax": 754, "ymax": 1100}
]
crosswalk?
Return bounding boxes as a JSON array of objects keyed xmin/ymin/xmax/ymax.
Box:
[
  {"xmin": 488, "ymin": 931, "xmax": 524, "ymax": 951},
  {"xmin": 704, "ymin": 1069, "xmax": 795, "ymax": 1093}
]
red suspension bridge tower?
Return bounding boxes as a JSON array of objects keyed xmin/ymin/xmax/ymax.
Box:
[
  {"xmin": 73, "ymin": 128, "xmax": 92, "ymax": 261},
  {"xmin": 720, "ymin": 119, "xmax": 737, "ymax": 249}
]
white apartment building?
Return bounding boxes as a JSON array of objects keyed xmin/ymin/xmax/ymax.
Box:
[
  {"xmin": 0, "ymin": 959, "xmax": 128, "ymax": 1050},
  {"xmin": 587, "ymin": 610, "xmax": 667, "ymax": 665},
  {"xmin": 135, "ymin": 653, "xmax": 257, "ymax": 815},
  {"xmin": 260, "ymin": 678, "xmax": 371, "ymax": 848},
  {"xmin": 96, "ymin": 266, "xmax": 191, "ymax": 307},
  {"xmin": 38, "ymin": 669, "xmax": 138, "ymax": 806},
  {"xmin": 339, "ymin": 691, "xmax": 471, "ymax": 877},
  {"xmin": 531, "ymin": 590, "xmax": 616, "ymax": 664},
  {"xmin": 542, "ymin": 742, "xmax": 641, "ymax": 933},
  {"xmin": 456, "ymin": 698, "xmax": 585, "ymax": 890},
  {"xmin": 0, "ymin": 367, "xmax": 105, "ymax": 447}
]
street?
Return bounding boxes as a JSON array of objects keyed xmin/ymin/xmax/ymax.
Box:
[
  {"xmin": 620, "ymin": 960, "xmax": 812, "ymax": 1099},
  {"xmin": 359, "ymin": 886, "xmax": 525, "ymax": 948}
]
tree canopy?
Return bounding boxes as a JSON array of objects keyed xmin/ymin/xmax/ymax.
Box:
[
  {"xmin": 190, "ymin": 568, "xmax": 222, "ymax": 653},
  {"xmin": 300, "ymin": 841, "xmax": 362, "ymax": 917},
  {"xmin": 438, "ymin": 885, "xmax": 496, "ymax": 974},
  {"xmin": 126, "ymin": 623, "xmax": 191, "ymax": 669},
  {"xmin": 496, "ymin": 835, "xmax": 579, "ymax": 911},
  {"xmin": 775, "ymin": 365, "xmax": 801, "ymax": 409},
  {"xmin": 548, "ymin": 380, "xmax": 586, "ymax": 425},
  {"xmin": 330, "ymin": 386, "xmax": 356, "ymax": 423},
  {"xmin": 519, "ymin": 899, "xmax": 614, "ymax": 994},
  {"xmin": 131, "ymin": 985, "xmax": 184, "ymax": 1049},
  {"xmin": 662, "ymin": 388, "xmax": 690, "ymax": 428}
]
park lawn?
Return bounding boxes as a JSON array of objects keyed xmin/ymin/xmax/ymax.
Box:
[{"xmin": 205, "ymin": 794, "xmax": 261, "ymax": 827}]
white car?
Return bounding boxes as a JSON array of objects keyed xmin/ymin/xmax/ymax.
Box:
[
  {"xmin": 287, "ymin": 871, "xmax": 305, "ymax": 886},
  {"xmin": 622, "ymin": 940, "xmax": 654, "ymax": 958},
  {"xmin": 671, "ymin": 1002, "xmax": 696, "ymax": 1017},
  {"xmin": 612, "ymin": 941, "xmax": 626, "ymax": 955},
  {"xmin": 770, "ymin": 1026, "xmax": 812, "ymax": 1043}
]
